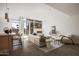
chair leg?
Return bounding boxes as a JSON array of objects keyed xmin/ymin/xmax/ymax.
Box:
[
  {"xmin": 19, "ymin": 38, "xmax": 23, "ymax": 47},
  {"xmin": 12, "ymin": 39, "xmax": 23, "ymax": 48}
]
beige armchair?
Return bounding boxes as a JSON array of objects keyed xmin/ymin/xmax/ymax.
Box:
[{"xmin": 60, "ymin": 35, "xmax": 75, "ymax": 45}]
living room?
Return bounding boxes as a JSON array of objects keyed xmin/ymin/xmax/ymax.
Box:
[{"xmin": 0, "ymin": 3, "xmax": 79, "ymax": 56}]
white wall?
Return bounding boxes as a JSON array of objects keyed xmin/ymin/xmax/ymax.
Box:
[
  {"xmin": 69, "ymin": 15, "xmax": 79, "ymax": 35},
  {"xmin": 0, "ymin": 3, "xmax": 79, "ymax": 36}
]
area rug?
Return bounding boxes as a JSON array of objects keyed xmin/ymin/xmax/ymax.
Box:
[{"xmin": 38, "ymin": 43, "xmax": 63, "ymax": 53}]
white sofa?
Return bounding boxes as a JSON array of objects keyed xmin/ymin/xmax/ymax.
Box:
[{"xmin": 28, "ymin": 34, "xmax": 40, "ymax": 46}]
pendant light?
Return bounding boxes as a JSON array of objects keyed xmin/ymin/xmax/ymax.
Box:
[{"xmin": 5, "ymin": 2, "xmax": 9, "ymax": 22}]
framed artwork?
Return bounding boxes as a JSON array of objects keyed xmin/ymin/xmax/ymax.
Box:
[{"xmin": 52, "ymin": 26, "xmax": 56, "ymax": 34}]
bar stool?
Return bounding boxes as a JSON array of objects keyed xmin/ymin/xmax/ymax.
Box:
[{"xmin": 12, "ymin": 34, "xmax": 22, "ymax": 49}]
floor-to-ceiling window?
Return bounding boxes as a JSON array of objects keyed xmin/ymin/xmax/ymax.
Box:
[
  {"xmin": 27, "ymin": 19, "xmax": 42, "ymax": 35},
  {"xmin": 11, "ymin": 18, "xmax": 42, "ymax": 35}
]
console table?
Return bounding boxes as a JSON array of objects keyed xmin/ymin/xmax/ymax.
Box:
[{"xmin": 0, "ymin": 34, "xmax": 13, "ymax": 55}]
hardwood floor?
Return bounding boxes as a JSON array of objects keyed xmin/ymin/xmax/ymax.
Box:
[{"xmin": 9, "ymin": 39, "xmax": 79, "ymax": 56}]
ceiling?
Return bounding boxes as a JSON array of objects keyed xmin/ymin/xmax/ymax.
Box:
[{"xmin": 47, "ymin": 3, "xmax": 79, "ymax": 15}]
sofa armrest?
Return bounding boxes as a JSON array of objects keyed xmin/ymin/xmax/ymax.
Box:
[{"xmin": 60, "ymin": 35, "xmax": 75, "ymax": 45}]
